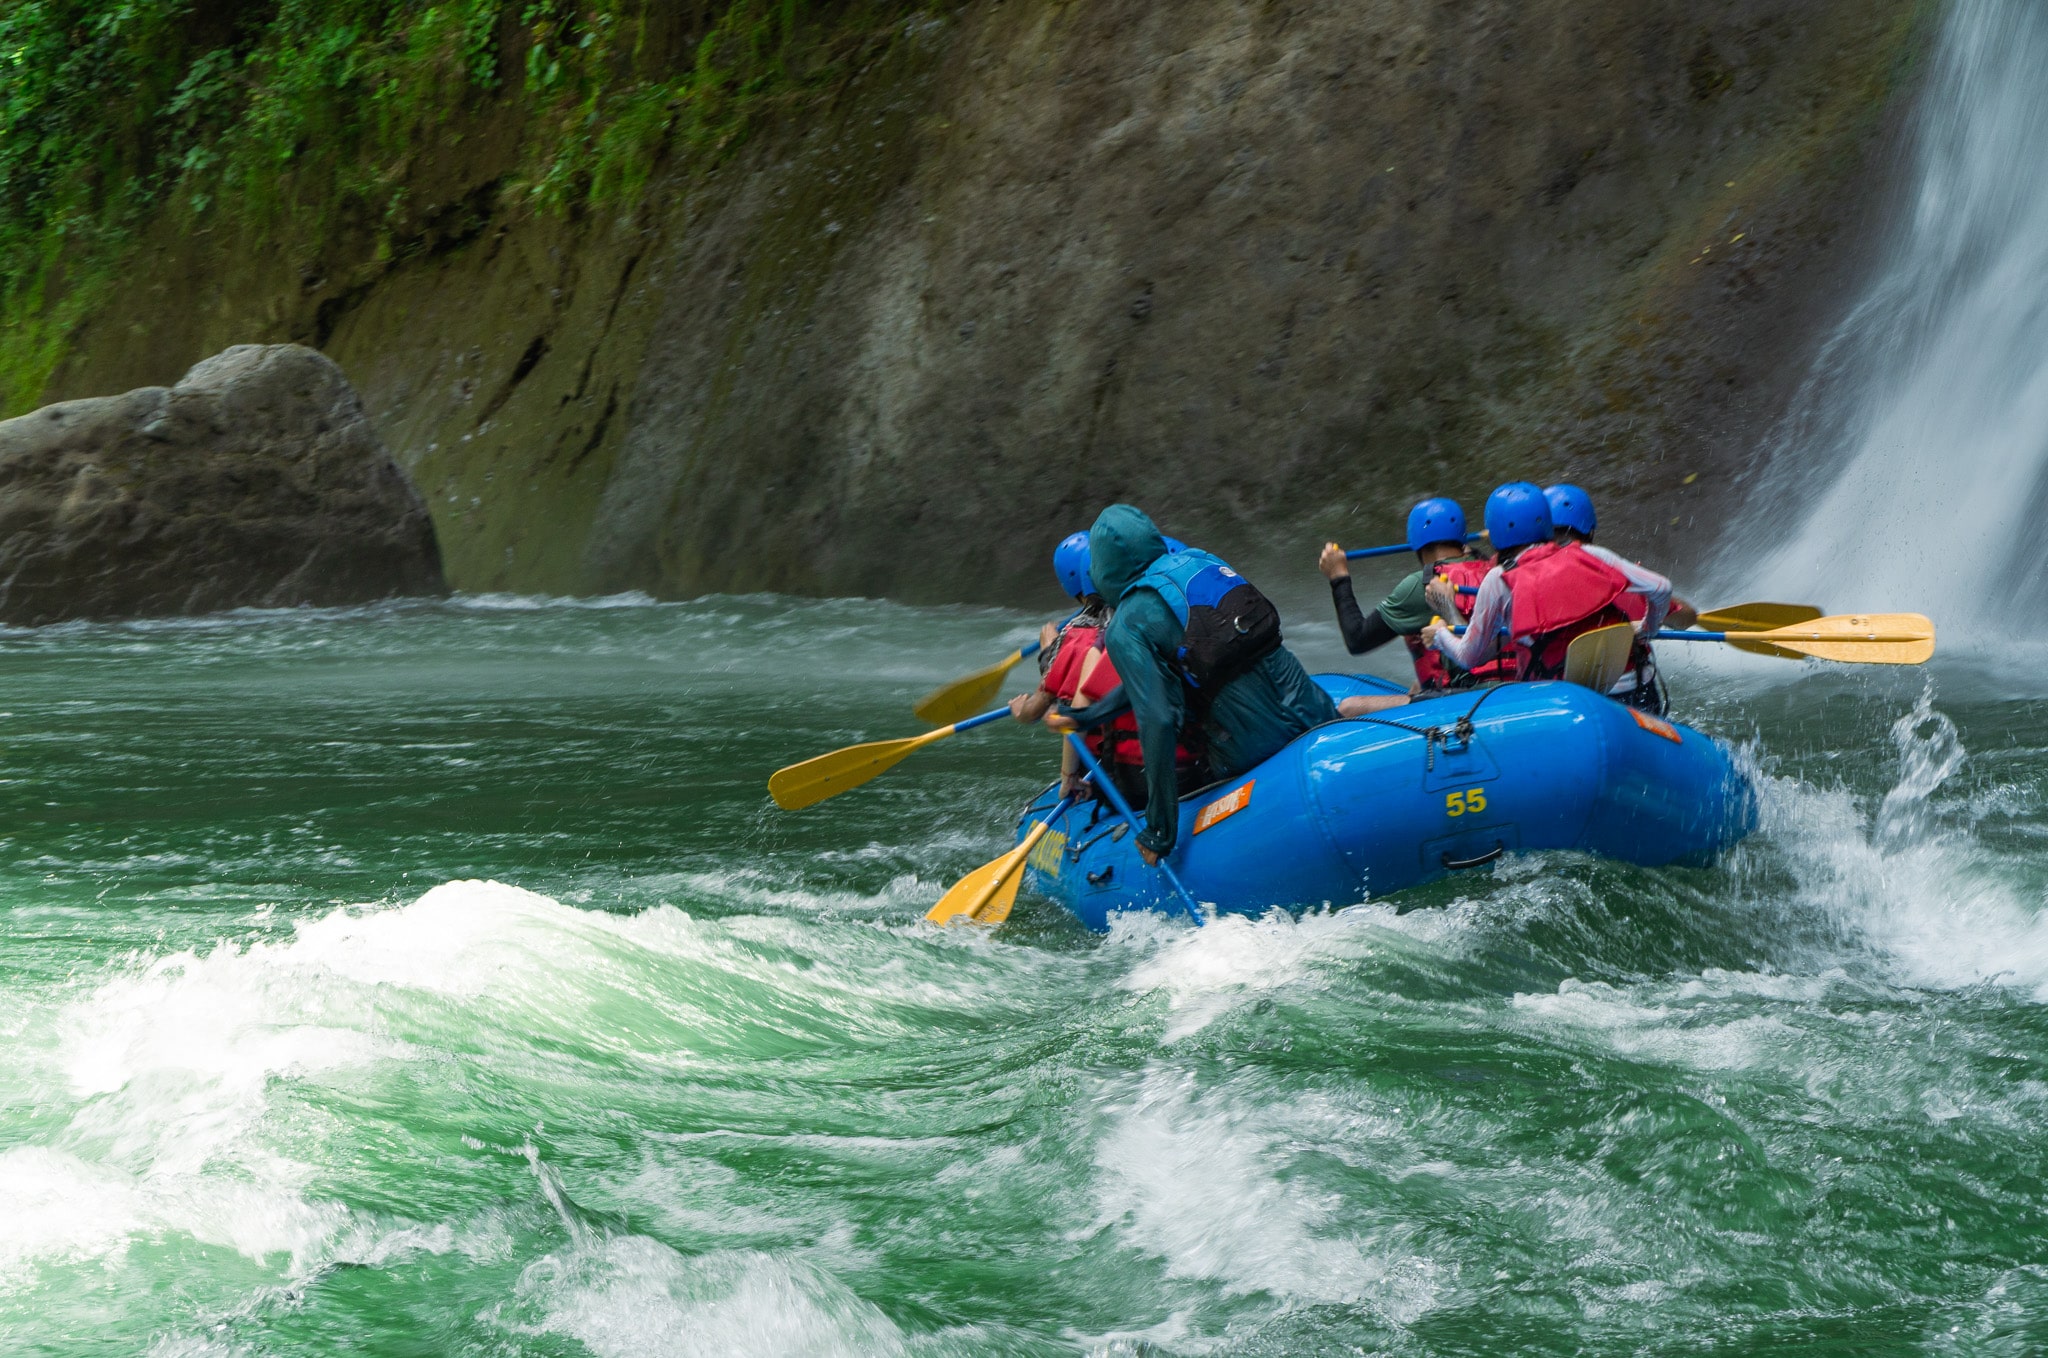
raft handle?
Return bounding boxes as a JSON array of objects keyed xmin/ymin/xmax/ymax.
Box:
[
  {"xmin": 1440, "ymin": 841, "xmax": 1506, "ymax": 871},
  {"xmin": 1067, "ymin": 820, "xmax": 1129, "ymax": 859},
  {"xmin": 1087, "ymin": 866, "xmax": 1116, "ymax": 887}
]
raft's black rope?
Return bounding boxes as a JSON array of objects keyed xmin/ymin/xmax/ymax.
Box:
[
  {"xmin": 1338, "ymin": 680, "xmax": 1511, "ymax": 770},
  {"xmin": 1341, "ymin": 680, "xmax": 1506, "ymax": 739}
]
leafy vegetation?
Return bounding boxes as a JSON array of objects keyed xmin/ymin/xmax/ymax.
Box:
[{"xmin": 0, "ymin": 0, "xmax": 943, "ymax": 412}]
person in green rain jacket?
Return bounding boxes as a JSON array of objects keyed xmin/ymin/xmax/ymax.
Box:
[{"xmin": 1089, "ymin": 504, "xmax": 1338, "ymax": 865}]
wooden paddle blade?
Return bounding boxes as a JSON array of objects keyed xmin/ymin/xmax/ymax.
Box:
[
  {"xmin": 1758, "ymin": 613, "xmax": 1936, "ymax": 665},
  {"xmin": 1697, "ymin": 601, "xmax": 1824, "ymax": 632},
  {"xmin": 913, "ymin": 650, "xmax": 1023, "ymax": 726},
  {"xmin": 1562, "ymin": 623, "xmax": 1635, "ymax": 693},
  {"xmin": 926, "ymin": 838, "xmax": 1036, "ymax": 925},
  {"xmin": 768, "ymin": 728, "xmax": 945, "ymax": 810}
]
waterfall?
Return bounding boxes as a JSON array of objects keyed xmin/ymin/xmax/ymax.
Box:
[{"xmin": 1741, "ymin": 0, "xmax": 2048, "ymax": 626}]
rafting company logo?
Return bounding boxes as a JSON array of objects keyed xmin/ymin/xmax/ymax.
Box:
[
  {"xmin": 1194, "ymin": 780, "xmax": 1254, "ymax": 834},
  {"xmin": 1028, "ymin": 828, "xmax": 1067, "ymax": 877}
]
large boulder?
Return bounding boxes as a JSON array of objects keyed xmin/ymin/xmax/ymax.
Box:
[{"xmin": 0, "ymin": 345, "xmax": 444, "ymax": 624}]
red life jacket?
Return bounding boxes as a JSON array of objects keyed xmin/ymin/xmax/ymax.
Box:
[
  {"xmin": 1042, "ymin": 624, "xmax": 1104, "ymax": 703},
  {"xmin": 1403, "ymin": 556, "xmax": 1504, "ymax": 690},
  {"xmin": 1402, "ymin": 633, "xmax": 1447, "ymax": 690},
  {"xmin": 1438, "ymin": 557, "xmax": 1495, "ymax": 595},
  {"xmin": 1571, "ymin": 550, "xmax": 1684, "ymax": 670},
  {"xmin": 1614, "ymin": 586, "xmax": 1696, "ymax": 682},
  {"xmin": 1603, "ymin": 572, "xmax": 1694, "ymax": 691},
  {"xmin": 1044, "ymin": 625, "xmax": 1199, "ymax": 771},
  {"xmin": 1608, "ymin": 575, "xmax": 1658, "ymax": 684},
  {"xmin": 1502, "ymin": 541, "xmax": 1633, "ymax": 680}
]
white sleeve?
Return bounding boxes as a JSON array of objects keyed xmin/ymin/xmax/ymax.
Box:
[
  {"xmin": 1432, "ymin": 569, "xmax": 1510, "ymax": 669},
  {"xmin": 1584, "ymin": 544, "xmax": 1672, "ymax": 635}
]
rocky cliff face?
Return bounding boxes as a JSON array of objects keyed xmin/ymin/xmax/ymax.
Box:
[
  {"xmin": 0, "ymin": 346, "xmax": 444, "ymax": 623},
  {"xmin": 38, "ymin": 0, "xmax": 1931, "ymax": 603}
]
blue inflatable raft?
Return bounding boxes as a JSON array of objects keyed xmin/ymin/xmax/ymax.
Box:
[{"xmin": 1016, "ymin": 674, "xmax": 1757, "ymax": 929}]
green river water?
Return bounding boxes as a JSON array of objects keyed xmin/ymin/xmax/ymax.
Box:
[{"xmin": 1, "ymin": 593, "xmax": 2043, "ymax": 1356}]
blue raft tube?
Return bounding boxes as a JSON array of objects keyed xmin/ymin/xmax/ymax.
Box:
[{"xmin": 1015, "ymin": 674, "xmax": 1758, "ymax": 930}]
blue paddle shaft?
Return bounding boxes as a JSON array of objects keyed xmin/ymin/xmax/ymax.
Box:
[
  {"xmin": 1039, "ymin": 790, "xmax": 1082, "ymax": 823},
  {"xmin": 1345, "ymin": 532, "xmax": 1485, "ymax": 561},
  {"xmin": 1446, "ymin": 625, "xmax": 1724, "ymax": 641},
  {"xmin": 1062, "ymin": 734, "xmax": 1204, "ymax": 925}
]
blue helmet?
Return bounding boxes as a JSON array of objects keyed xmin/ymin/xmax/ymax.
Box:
[
  {"xmin": 1543, "ymin": 483, "xmax": 1596, "ymax": 538},
  {"xmin": 1404, "ymin": 497, "xmax": 1467, "ymax": 553},
  {"xmin": 1484, "ymin": 482, "xmax": 1553, "ymax": 551},
  {"xmin": 1161, "ymin": 535, "xmax": 1190, "ymax": 554},
  {"xmin": 1053, "ymin": 531, "xmax": 1097, "ymax": 599}
]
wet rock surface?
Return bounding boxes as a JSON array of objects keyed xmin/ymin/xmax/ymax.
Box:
[
  {"xmin": 0, "ymin": 345, "xmax": 445, "ymax": 624},
  {"xmin": 39, "ymin": 0, "xmax": 1931, "ymax": 603}
]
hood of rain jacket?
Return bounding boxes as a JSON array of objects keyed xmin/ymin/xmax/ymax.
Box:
[{"xmin": 1086, "ymin": 504, "xmax": 1167, "ymax": 601}]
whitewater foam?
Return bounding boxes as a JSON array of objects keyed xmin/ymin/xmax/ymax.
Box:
[
  {"xmin": 0, "ymin": 1140, "xmax": 383, "ymax": 1288},
  {"xmin": 144, "ymin": 1337, "xmax": 249, "ymax": 1358},
  {"xmin": 1509, "ymin": 978, "xmax": 1802, "ymax": 1074},
  {"xmin": 3, "ymin": 878, "xmax": 989, "ymax": 1296},
  {"xmin": 1091, "ymin": 1064, "xmax": 1448, "ymax": 1324},
  {"xmin": 1759, "ymin": 685, "xmax": 2048, "ymax": 998},
  {"xmin": 511, "ymin": 1236, "xmax": 908, "ymax": 1358},
  {"xmin": 1110, "ymin": 897, "xmax": 1496, "ymax": 1040}
]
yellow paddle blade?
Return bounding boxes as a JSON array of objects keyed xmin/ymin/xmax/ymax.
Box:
[
  {"xmin": 926, "ymin": 823, "xmax": 1050, "ymax": 925},
  {"xmin": 1692, "ymin": 603, "xmax": 1823, "ymax": 659},
  {"xmin": 1562, "ymin": 623, "xmax": 1635, "ymax": 693},
  {"xmin": 1697, "ymin": 601, "xmax": 1823, "ymax": 632},
  {"xmin": 1749, "ymin": 613, "xmax": 1935, "ymax": 665},
  {"xmin": 768, "ymin": 725, "xmax": 952, "ymax": 810},
  {"xmin": 912, "ymin": 650, "xmax": 1025, "ymax": 726},
  {"xmin": 1725, "ymin": 638, "xmax": 1813, "ymax": 661}
]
